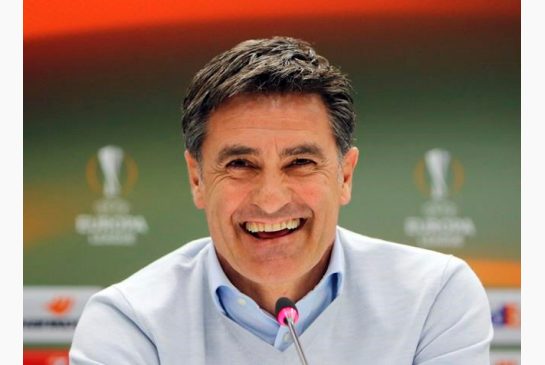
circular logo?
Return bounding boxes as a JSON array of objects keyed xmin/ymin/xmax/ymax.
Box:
[
  {"xmin": 85, "ymin": 146, "xmax": 138, "ymax": 197},
  {"xmin": 413, "ymin": 149, "xmax": 464, "ymax": 198}
]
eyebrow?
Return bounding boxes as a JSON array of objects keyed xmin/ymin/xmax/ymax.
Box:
[
  {"xmin": 280, "ymin": 143, "xmax": 326, "ymax": 160},
  {"xmin": 216, "ymin": 145, "xmax": 259, "ymax": 165},
  {"xmin": 216, "ymin": 143, "xmax": 326, "ymax": 165}
]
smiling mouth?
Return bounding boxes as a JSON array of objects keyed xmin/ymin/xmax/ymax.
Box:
[{"xmin": 241, "ymin": 218, "xmax": 306, "ymax": 239}]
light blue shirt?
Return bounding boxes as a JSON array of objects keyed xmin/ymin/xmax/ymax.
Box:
[{"xmin": 207, "ymin": 232, "xmax": 344, "ymax": 351}]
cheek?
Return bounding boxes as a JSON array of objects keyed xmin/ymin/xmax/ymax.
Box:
[
  {"xmin": 296, "ymin": 175, "xmax": 342, "ymax": 203},
  {"xmin": 206, "ymin": 182, "xmax": 250, "ymax": 220}
]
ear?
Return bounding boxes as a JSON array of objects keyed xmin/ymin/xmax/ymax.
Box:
[
  {"xmin": 339, "ymin": 147, "xmax": 359, "ymax": 206},
  {"xmin": 184, "ymin": 150, "xmax": 206, "ymax": 209}
]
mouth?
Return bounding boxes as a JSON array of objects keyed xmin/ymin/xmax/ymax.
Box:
[{"xmin": 241, "ymin": 218, "xmax": 306, "ymax": 240}]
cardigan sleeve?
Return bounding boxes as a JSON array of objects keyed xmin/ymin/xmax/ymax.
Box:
[
  {"xmin": 413, "ymin": 256, "xmax": 494, "ymax": 364},
  {"xmin": 69, "ymin": 285, "xmax": 160, "ymax": 365}
]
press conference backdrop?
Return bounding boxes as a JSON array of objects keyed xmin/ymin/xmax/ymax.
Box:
[{"xmin": 24, "ymin": 1, "xmax": 520, "ymax": 363}]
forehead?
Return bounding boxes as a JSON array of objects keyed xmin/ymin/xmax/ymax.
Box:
[{"xmin": 206, "ymin": 93, "xmax": 333, "ymax": 135}]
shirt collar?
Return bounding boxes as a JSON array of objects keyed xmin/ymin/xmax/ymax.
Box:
[
  {"xmin": 207, "ymin": 242, "xmax": 235, "ymax": 314},
  {"xmin": 207, "ymin": 227, "xmax": 346, "ymax": 314}
]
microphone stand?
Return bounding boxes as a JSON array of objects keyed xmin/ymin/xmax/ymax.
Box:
[
  {"xmin": 275, "ymin": 297, "xmax": 310, "ymax": 365},
  {"xmin": 285, "ymin": 316, "xmax": 309, "ymax": 365}
]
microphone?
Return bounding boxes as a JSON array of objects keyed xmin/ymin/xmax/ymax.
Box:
[{"xmin": 275, "ymin": 297, "xmax": 310, "ymax": 365}]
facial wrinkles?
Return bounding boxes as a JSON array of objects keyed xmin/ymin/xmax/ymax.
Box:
[
  {"xmin": 206, "ymin": 156, "xmax": 317, "ymax": 231},
  {"xmin": 203, "ymin": 146, "xmax": 343, "ymax": 217},
  {"xmin": 231, "ymin": 151, "xmax": 312, "ymax": 225},
  {"xmin": 199, "ymin": 94, "xmax": 345, "ymax": 233}
]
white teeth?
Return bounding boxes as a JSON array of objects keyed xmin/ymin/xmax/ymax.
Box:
[{"xmin": 245, "ymin": 218, "xmax": 301, "ymax": 233}]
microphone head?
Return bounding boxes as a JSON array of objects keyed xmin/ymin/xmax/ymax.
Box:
[{"xmin": 275, "ymin": 297, "xmax": 299, "ymax": 326}]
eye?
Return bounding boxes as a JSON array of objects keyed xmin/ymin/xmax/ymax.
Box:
[
  {"xmin": 289, "ymin": 158, "xmax": 315, "ymax": 167},
  {"xmin": 226, "ymin": 159, "xmax": 254, "ymax": 169}
]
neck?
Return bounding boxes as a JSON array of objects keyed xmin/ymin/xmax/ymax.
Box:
[{"xmin": 219, "ymin": 246, "xmax": 333, "ymax": 315}]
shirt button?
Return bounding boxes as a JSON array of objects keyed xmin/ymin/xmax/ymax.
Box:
[
  {"xmin": 283, "ymin": 333, "xmax": 291, "ymax": 343},
  {"xmin": 237, "ymin": 298, "xmax": 247, "ymax": 306}
]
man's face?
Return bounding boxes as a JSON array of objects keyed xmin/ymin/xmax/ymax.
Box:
[{"xmin": 185, "ymin": 93, "xmax": 358, "ymax": 288}]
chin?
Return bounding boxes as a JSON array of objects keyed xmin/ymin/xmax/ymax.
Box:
[{"xmin": 243, "ymin": 261, "xmax": 305, "ymax": 285}]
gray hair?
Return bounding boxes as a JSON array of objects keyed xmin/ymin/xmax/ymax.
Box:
[{"xmin": 181, "ymin": 36, "xmax": 356, "ymax": 161}]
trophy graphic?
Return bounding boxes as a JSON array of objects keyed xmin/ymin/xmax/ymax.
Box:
[
  {"xmin": 425, "ymin": 148, "xmax": 450, "ymax": 200},
  {"xmin": 404, "ymin": 148, "xmax": 474, "ymax": 248},
  {"xmin": 97, "ymin": 145, "xmax": 124, "ymax": 198},
  {"xmin": 77, "ymin": 145, "xmax": 148, "ymax": 245}
]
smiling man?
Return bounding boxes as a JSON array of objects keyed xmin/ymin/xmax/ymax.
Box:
[
  {"xmin": 186, "ymin": 93, "xmax": 357, "ymax": 316},
  {"xmin": 70, "ymin": 37, "xmax": 493, "ymax": 364}
]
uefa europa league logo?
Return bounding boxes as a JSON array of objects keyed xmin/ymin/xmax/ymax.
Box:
[
  {"xmin": 424, "ymin": 148, "xmax": 451, "ymax": 200},
  {"xmin": 97, "ymin": 145, "xmax": 124, "ymax": 198},
  {"xmin": 405, "ymin": 148, "xmax": 475, "ymax": 248},
  {"xmin": 77, "ymin": 145, "xmax": 148, "ymax": 245},
  {"xmin": 85, "ymin": 145, "xmax": 138, "ymax": 198}
]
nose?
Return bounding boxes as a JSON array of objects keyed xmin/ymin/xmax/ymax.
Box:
[{"xmin": 250, "ymin": 169, "xmax": 292, "ymax": 215}]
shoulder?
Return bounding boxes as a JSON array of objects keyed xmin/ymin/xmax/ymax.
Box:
[
  {"xmin": 85, "ymin": 236, "xmax": 212, "ymax": 320},
  {"xmin": 337, "ymin": 226, "xmax": 482, "ymax": 301},
  {"xmin": 71, "ymin": 237, "xmax": 214, "ymax": 362},
  {"xmin": 117, "ymin": 236, "xmax": 212, "ymax": 303},
  {"xmin": 336, "ymin": 226, "xmax": 492, "ymax": 361},
  {"xmin": 338, "ymin": 226, "xmax": 454, "ymax": 271},
  {"xmin": 119, "ymin": 237, "xmax": 212, "ymax": 286}
]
